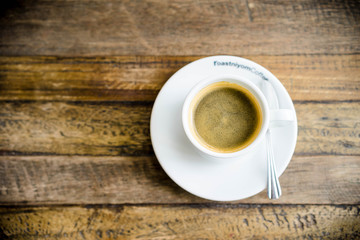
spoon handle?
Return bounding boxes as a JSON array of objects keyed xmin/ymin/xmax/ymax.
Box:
[{"xmin": 266, "ymin": 129, "xmax": 282, "ymax": 199}]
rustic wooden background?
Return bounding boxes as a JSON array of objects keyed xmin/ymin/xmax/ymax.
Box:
[{"xmin": 0, "ymin": 0, "xmax": 359, "ymax": 239}]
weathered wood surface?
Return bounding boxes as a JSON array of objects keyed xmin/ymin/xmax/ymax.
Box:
[
  {"xmin": 1, "ymin": 55, "xmax": 359, "ymax": 102},
  {"xmin": 0, "ymin": 101, "xmax": 153, "ymax": 156},
  {"xmin": 0, "ymin": 101, "xmax": 359, "ymax": 156},
  {"xmin": 1, "ymin": 0, "xmax": 359, "ymax": 239},
  {"xmin": 0, "ymin": 205, "xmax": 359, "ymax": 239},
  {"xmin": 0, "ymin": 155, "xmax": 359, "ymax": 205},
  {"xmin": 1, "ymin": 0, "xmax": 359, "ymax": 56}
]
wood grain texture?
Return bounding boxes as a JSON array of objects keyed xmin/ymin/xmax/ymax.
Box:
[
  {"xmin": 0, "ymin": 205, "xmax": 359, "ymax": 239},
  {"xmin": 295, "ymin": 101, "xmax": 360, "ymax": 156},
  {"xmin": 1, "ymin": 0, "xmax": 359, "ymax": 56},
  {"xmin": 0, "ymin": 155, "xmax": 359, "ymax": 205},
  {"xmin": 1, "ymin": 0, "xmax": 359, "ymax": 238},
  {"xmin": 1, "ymin": 55, "xmax": 359, "ymax": 102},
  {"xmin": 0, "ymin": 101, "xmax": 359, "ymax": 156},
  {"xmin": 0, "ymin": 101, "xmax": 153, "ymax": 156}
]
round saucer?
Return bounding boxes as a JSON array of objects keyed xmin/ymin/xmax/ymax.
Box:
[{"xmin": 150, "ymin": 55, "xmax": 297, "ymax": 201}]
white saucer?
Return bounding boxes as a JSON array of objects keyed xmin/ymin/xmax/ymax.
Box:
[{"xmin": 150, "ymin": 55, "xmax": 297, "ymax": 201}]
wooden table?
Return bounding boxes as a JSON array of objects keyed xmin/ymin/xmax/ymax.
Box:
[{"xmin": 0, "ymin": 0, "xmax": 359, "ymax": 239}]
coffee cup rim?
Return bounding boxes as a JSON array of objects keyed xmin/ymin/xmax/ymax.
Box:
[{"xmin": 182, "ymin": 74, "xmax": 270, "ymax": 160}]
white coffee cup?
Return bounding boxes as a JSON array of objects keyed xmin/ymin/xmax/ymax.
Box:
[{"xmin": 182, "ymin": 74, "xmax": 294, "ymax": 161}]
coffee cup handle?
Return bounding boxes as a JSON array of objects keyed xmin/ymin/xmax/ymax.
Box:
[{"xmin": 270, "ymin": 109, "xmax": 295, "ymax": 128}]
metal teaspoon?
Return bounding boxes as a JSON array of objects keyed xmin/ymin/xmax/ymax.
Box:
[{"xmin": 262, "ymin": 80, "xmax": 282, "ymax": 199}]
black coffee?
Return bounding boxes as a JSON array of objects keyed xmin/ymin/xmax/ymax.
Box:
[{"xmin": 191, "ymin": 82, "xmax": 262, "ymax": 153}]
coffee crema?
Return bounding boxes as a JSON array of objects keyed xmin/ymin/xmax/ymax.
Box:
[{"xmin": 189, "ymin": 81, "xmax": 262, "ymax": 153}]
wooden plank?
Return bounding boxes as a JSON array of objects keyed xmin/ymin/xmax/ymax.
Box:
[
  {"xmin": 0, "ymin": 56, "xmax": 192, "ymax": 102},
  {"xmin": 0, "ymin": 1, "xmax": 359, "ymax": 56},
  {"xmin": 0, "ymin": 55, "xmax": 359, "ymax": 102},
  {"xmin": 0, "ymin": 101, "xmax": 359, "ymax": 156},
  {"xmin": 0, "ymin": 204, "xmax": 359, "ymax": 239},
  {"xmin": 295, "ymin": 101, "xmax": 360, "ymax": 156},
  {"xmin": 0, "ymin": 101, "xmax": 153, "ymax": 156},
  {"xmin": 0, "ymin": 155, "xmax": 359, "ymax": 205}
]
